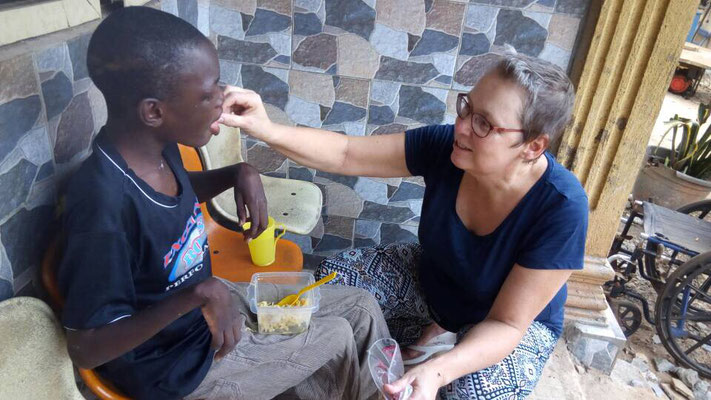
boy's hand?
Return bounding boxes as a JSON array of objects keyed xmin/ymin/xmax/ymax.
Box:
[
  {"xmin": 233, "ymin": 162, "xmax": 268, "ymax": 240},
  {"xmin": 220, "ymin": 86, "xmax": 274, "ymax": 142},
  {"xmin": 195, "ymin": 278, "xmax": 244, "ymax": 360}
]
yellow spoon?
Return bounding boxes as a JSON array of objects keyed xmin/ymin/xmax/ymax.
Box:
[{"xmin": 276, "ymin": 272, "xmax": 338, "ymax": 306}]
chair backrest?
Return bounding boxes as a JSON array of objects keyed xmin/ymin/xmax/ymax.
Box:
[
  {"xmin": 40, "ymin": 235, "xmax": 132, "ymax": 400},
  {"xmin": 199, "ymin": 125, "xmax": 244, "ymax": 224},
  {"xmin": 0, "ymin": 296, "xmax": 84, "ymax": 399}
]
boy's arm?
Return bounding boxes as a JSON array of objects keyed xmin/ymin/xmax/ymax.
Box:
[
  {"xmin": 66, "ymin": 277, "xmax": 242, "ymax": 369},
  {"xmin": 187, "ymin": 162, "xmax": 268, "ymax": 240}
]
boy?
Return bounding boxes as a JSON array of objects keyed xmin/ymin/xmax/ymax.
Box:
[{"xmin": 58, "ymin": 7, "xmax": 389, "ymax": 399}]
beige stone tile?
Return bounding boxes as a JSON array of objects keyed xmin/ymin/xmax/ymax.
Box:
[
  {"xmin": 337, "ymin": 34, "xmax": 380, "ymax": 79},
  {"xmin": 376, "ymin": 0, "xmax": 426, "ymax": 36},
  {"xmin": 548, "ymin": 14, "xmax": 581, "ymax": 51},
  {"xmin": 289, "ymin": 70, "xmax": 336, "ymax": 106}
]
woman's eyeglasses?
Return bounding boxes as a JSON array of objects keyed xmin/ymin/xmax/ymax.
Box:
[{"xmin": 456, "ymin": 93, "xmax": 525, "ymax": 138}]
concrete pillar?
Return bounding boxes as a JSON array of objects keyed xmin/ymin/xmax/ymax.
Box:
[{"xmin": 557, "ymin": 0, "xmax": 698, "ymax": 373}]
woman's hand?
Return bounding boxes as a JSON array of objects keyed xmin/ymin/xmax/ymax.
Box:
[
  {"xmin": 384, "ymin": 361, "xmax": 447, "ymax": 400},
  {"xmin": 220, "ymin": 86, "xmax": 274, "ymax": 141},
  {"xmin": 233, "ymin": 162, "xmax": 268, "ymax": 240}
]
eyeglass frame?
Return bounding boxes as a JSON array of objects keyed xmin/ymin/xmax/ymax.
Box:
[{"xmin": 456, "ymin": 93, "xmax": 525, "ymax": 138}]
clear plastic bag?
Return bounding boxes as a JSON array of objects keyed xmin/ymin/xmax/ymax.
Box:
[{"xmin": 367, "ymin": 338, "xmax": 413, "ymax": 400}]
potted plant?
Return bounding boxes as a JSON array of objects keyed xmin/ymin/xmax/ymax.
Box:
[{"xmin": 632, "ymin": 103, "xmax": 711, "ymax": 209}]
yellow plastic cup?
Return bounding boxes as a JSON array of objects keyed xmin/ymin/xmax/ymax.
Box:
[{"xmin": 242, "ymin": 217, "xmax": 286, "ymax": 266}]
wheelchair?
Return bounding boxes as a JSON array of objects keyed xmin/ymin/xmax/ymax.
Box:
[{"xmin": 606, "ymin": 199, "xmax": 711, "ymax": 377}]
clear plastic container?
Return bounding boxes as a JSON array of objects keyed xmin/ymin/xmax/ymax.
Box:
[
  {"xmin": 367, "ymin": 338, "xmax": 412, "ymax": 400},
  {"xmin": 248, "ymin": 272, "xmax": 321, "ymax": 335}
]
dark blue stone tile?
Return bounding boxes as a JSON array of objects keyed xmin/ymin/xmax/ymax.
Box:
[
  {"xmin": 380, "ymin": 223, "xmax": 418, "ymax": 245},
  {"xmin": 54, "ymin": 92, "xmax": 93, "ymax": 163},
  {"xmin": 372, "ymin": 123, "xmax": 409, "ymax": 135},
  {"xmin": 240, "ymin": 65, "xmax": 289, "ymax": 110},
  {"xmin": 177, "ymin": 0, "xmax": 198, "ymax": 27},
  {"xmin": 67, "ymin": 33, "xmax": 91, "ymax": 81},
  {"xmin": 41, "ymin": 71, "xmax": 73, "ymax": 120},
  {"xmin": 0, "ymin": 96, "xmax": 41, "ymax": 162},
  {"xmin": 387, "ymin": 185, "xmax": 398, "ymax": 199},
  {"xmin": 555, "ymin": 0, "xmax": 588, "ymax": 16},
  {"xmin": 294, "ymin": 12, "xmax": 322, "ymax": 36},
  {"xmin": 460, "ymin": 32, "xmax": 491, "ymax": 56},
  {"xmin": 494, "ymin": 9, "xmax": 548, "ymax": 56},
  {"xmin": 315, "ymin": 171, "xmax": 358, "ymax": 188},
  {"xmin": 354, "ymin": 238, "xmax": 378, "ymax": 248},
  {"xmin": 0, "ymin": 158, "xmax": 39, "ymax": 220},
  {"xmin": 538, "ymin": 0, "xmax": 556, "ymax": 6},
  {"xmin": 289, "ymin": 166, "xmax": 314, "ymax": 181},
  {"xmin": 408, "ymin": 34, "xmax": 420, "ymax": 52},
  {"xmin": 425, "ymin": 0, "xmax": 434, "ymax": 12},
  {"xmin": 303, "ymin": 253, "xmax": 325, "ymax": 270},
  {"xmin": 325, "ymin": 0, "xmax": 375, "ymax": 40},
  {"xmin": 1, "ymin": 205, "xmax": 55, "ymax": 277},
  {"xmin": 326, "ymin": 64, "xmax": 338, "ymax": 75},
  {"xmin": 218, "ymin": 36, "xmax": 278, "ymax": 64},
  {"xmin": 359, "ymin": 201, "xmax": 415, "ymax": 223},
  {"xmin": 390, "ymin": 182, "xmax": 425, "ymax": 202},
  {"xmin": 241, "ymin": 12, "xmax": 253, "ymax": 30},
  {"xmin": 14, "ymin": 281, "xmax": 37, "ymax": 298},
  {"xmin": 313, "ymin": 234, "xmax": 352, "ymax": 253},
  {"xmin": 323, "ymin": 102, "xmax": 367, "ymax": 125},
  {"xmin": 398, "ymin": 85, "xmax": 446, "ymax": 125},
  {"xmin": 435, "ymin": 75, "xmax": 452, "ymax": 85},
  {"xmin": 36, "ymin": 161, "xmax": 54, "ymax": 182},
  {"xmin": 368, "ymin": 105, "xmax": 395, "ymax": 125},
  {"xmin": 375, "ymin": 56, "xmax": 439, "ymax": 85},
  {"xmin": 274, "ymin": 55, "xmax": 291, "ymax": 64},
  {"xmin": 332, "ymin": 76, "xmax": 341, "ymax": 87},
  {"xmin": 0, "ymin": 279, "xmax": 12, "ymax": 301},
  {"xmin": 410, "ymin": 29, "xmax": 459, "ymax": 56},
  {"xmin": 319, "ymin": 105, "xmax": 331, "ymax": 121},
  {"xmin": 246, "ymin": 8, "xmax": 291, "ymax": 36}
]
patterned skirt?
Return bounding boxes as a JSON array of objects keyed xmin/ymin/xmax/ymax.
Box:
[{"xmin": 315, "ymin": 243, "xmax": 558, "ymax": 400}]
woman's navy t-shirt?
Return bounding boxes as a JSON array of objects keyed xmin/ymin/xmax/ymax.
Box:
[
  {"xmin": 405, "ymin": 124, "xmax": 588, "ymax": 336},
  {"xmin": 58, "ymin": 130, "xmax": 213, "ymax": 399}
]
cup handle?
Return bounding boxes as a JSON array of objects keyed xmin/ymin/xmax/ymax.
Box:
[{"xmin": 274, "ymin": 223, "xmax": 287, "ymax": 244}]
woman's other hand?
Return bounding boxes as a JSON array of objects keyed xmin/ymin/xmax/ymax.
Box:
[
  {"xmin": 220, "ymin": 86, "xmax": 274, "ymax": 141},
  {"xmin": 384, "ymin": 361, "xmax": 446, "ymax": 400}
]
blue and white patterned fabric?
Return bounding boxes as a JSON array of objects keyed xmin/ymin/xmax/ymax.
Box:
[{"xmin": 315, "ymin": 242, "xmax": 558, "ymax": 400}]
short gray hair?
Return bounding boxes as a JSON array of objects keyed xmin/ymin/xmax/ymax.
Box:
[{"xmin": 491, "ymin": 53, "xmax": 575, "ymax": 144}]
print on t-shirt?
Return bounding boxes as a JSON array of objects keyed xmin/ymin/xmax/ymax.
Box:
[{"xmin": 163, "ymin": 201, "xmax": 208, "ymax": 292}]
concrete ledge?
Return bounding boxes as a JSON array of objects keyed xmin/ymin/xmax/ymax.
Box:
[{"xmin": 564, "ymin": 303, "xmax": 626, "ymax": 374}]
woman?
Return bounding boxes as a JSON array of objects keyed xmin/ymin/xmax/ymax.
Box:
[{"xmin": 219, "ymin": 53, "xmax": 588, "ymax": 400}]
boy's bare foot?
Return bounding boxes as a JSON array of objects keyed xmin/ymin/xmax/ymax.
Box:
[{"xmin": 402, "ymin": 322, "xmax": 448, "ymax": 360}]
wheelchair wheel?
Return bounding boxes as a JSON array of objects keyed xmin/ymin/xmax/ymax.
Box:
[
  {"xmin": 612, "ymin": 299, "xmax": 642, "ymax": 337},
  {"xmin": 644, "ymin": 200, "xmax": 711, "ymax": 288},
  {"xmin": 656, "ymin": 252, "xmax": 711, "ymax": 378}
]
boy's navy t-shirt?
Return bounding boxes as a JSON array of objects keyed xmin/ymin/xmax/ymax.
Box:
[
  {"xmin": 405, "ymin": 124, "xmax": 588, "ymax": 336},
  {"xmin": 58, "ymin": 130, "xmax": 213, "ymax": 399}
]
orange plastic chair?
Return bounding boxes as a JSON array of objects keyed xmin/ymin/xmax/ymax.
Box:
[
  {"xmin": 40, "ymin": 145, "xmax": 303, "ymax": 399},
  {"xmin": 177, "ymin": 143, "xmax": 303, "ymax": 281},
  {"xmin": 41, "ymin": 238, "xmax": 131, "ymax": 400}
]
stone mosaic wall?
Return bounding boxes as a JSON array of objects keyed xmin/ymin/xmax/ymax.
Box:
[
  {"xmin": 0, "ymin": 0, "xmax": 588, "ymax": 300},
  {"xmin": 190, "ymin": 0, "xmax": 589, "ymax": 268},
  {"xmin": 0, "ymin": 25, "xmax": 107, "ymax": 300}
]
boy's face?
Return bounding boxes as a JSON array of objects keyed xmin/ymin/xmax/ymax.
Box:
[{"xmin": 158, "ymin": 41, "xmax": 223, "ymax": 147}]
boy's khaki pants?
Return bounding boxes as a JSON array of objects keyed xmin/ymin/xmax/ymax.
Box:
[{"xmin": 185, "ymin": 279, "xmax": 390, "ymax": 400}]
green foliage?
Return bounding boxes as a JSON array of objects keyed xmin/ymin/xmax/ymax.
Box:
[{"xmin": 655, "ymin": 103, "xmax": 711, "ymax": 180}]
